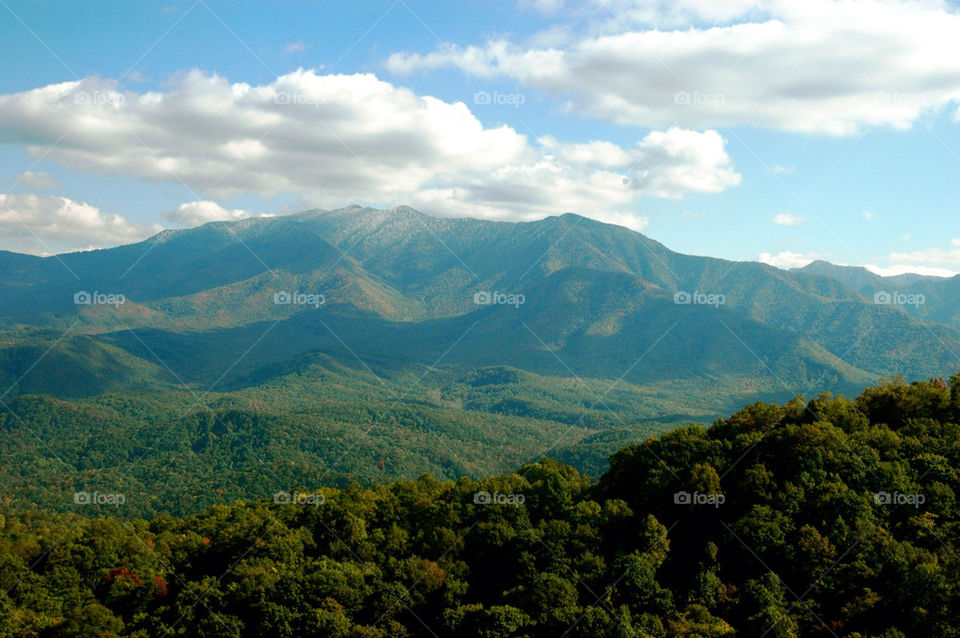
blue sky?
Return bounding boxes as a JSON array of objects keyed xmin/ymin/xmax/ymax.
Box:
[{"xmin": 2, "ymin": 0, "xmax": 960, "ymax": 276}]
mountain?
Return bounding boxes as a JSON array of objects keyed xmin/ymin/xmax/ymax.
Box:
[
  {"xmin": 2, "ymin": 206, "xmax": 958, "ymax": 395},
  {"xmin": 3, "ymin": 206, "xmax": 960, "ymax": 499},
  {"xmin": 794, "ymin": 259, "xmax": 960, "ymax": 329},
  {"xmin": 795, "ymin": 259, "xmax": 952, "ymax": 288}
]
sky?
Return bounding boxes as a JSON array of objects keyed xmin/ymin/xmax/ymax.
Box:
[{"xmin": 1, "ymin": 0, "xmax": 960, "ymax": 277}]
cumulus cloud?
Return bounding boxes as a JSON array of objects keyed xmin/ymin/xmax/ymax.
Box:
[
  {"xmin": 629, "ymin": 128, "xmax": 740, "ymax": 197},
  {"xmin": 388, "ymin": 0, "xmax": 960, "ymax": 135},
  {"xmin": 409, "ymin": 158, "xmax": 651, "ymax": 229},
  {"xmin": 538, "ymin": 136, "xmax": 632, "ymax": 168},
  {"xmin": 890, "ymin": 238, "xmax": 960, "ymax": 267},
  {"xmin": 540, "ymin": 127, "xmax": 740, "ymax": 198},
  {"xmin": 162, "ymin": 200, "xmax": 253, "ymax": 226},
  {"xmin": 0, "ymin": 194, "xmax": 161, "ymax": 255},
  {"xmin": 13, "ymin": 171, "xmax": 61, "ymax": 190},
  {"xmin": 409, "ymin": 126, "xmax": 735, "ymax": 227},
  {"xmin": 772, "ymin": 213, "xmax": 804, "ymax": 226},
  {"xmin": 757, "ymin": 251, "xmax": 817, "ymax": 269},
  {"xmin": 0, "ymin": 69, "xmax": 740, "ymax": 229}
]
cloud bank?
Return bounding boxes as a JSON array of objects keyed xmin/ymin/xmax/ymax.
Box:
[
  {"xmin": 0, "ymin": 194, "xmax": 160, "ymax": 255},
  {"xmin": 390, "ymin": 0, "xmax": 960, "ymax": 135},
  {"xmin": 0, "ymin": 69, "xmax": 740, "ymax": 238}
]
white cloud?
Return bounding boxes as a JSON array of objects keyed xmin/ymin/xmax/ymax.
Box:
[
  {"xmin": 161, "ymin": 201, "xmax": 253, "ymax": 227},
  {"xmin": 538, "ymin": 136, "xmax": 632, "ymax": 167},
  {"xmin": 409, "ymin": 157, "xmax": 651, "ymax": 229},
  {"xmin": 387, "ymin": 0, "xmax": 960, "ymax": 135},
  {"xmin": 409, "ymin": 126, "xmax": 736, "ymax": 226},
  {"xmin": 864, "ymin": 264, "xmax": 959, "ymax": 278},
  {"xmin": 757, "ymin": 251, "xmax": 817, "ymax": 269},
  {"xmin": 629, "ymin": 128, "xmax": 741, "ymax": 197},
  {"xmin": 537, "ymin": 128, "xmax": 741, "ymax": 199},
  {"xmin": 0, "ymin": 194, "xmax": 161, "ymax": 255},
  {"xmin": 890, "ymin": 238, "xmax": 960, "ymax": 267},
  {"xmin": 861, "ymin": 210, "xmax": 875, "ymax": 220},
  {"xmin": 284, "ymin": 40, "xmax": 306, "ymax": 53},
  {"xmin": 849, "ymin": 238, "xmax": 960, "ymax": 277},
  {"xmin": 0, "ymin": 70, "xmax": 740, "ymax": 229},
  {"xmin": 771, "ymin": 165, "xmax": 795, "ymax": 174},
  {"xmin": 12, "ymin": 171, "xmax": 61, "ymax": 190},
  {"xmin": 772, "ymin": 213, "xmax": 804, "ymax": 226}
]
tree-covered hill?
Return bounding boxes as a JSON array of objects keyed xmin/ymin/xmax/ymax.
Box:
[
  {"xmin": 3, "ymin": 206, "xmax": 960, "ymax": 421},
  {"xmin": 2, "ymin": 374, "xmax": 959, "ymax": 636}
]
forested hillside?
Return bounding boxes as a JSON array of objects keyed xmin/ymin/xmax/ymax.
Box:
[
  {"xmin": 2, "ymin": 374, "xmax": 959, "ymax": 637},
  {"xmin": 3, "ymin": 207, "xmax": 960, "ymax": 421}
]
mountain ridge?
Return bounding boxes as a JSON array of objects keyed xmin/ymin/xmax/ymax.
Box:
[{"xmin": 0, "ymin": 204, "xmax": 958, "ymax": 420}]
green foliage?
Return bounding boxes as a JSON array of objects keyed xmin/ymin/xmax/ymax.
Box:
[
  {"xmin": 0, "ymin": 392, "xmax": 599, "ymax": 517},
  {"xmin": 2, "ymin": 376, "xmax": 960, "ymax": 635}
]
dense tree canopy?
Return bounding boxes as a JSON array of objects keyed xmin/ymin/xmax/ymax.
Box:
[{"xmin": 2, "ymin": 375, "xmax": 960, "ymax": 636}]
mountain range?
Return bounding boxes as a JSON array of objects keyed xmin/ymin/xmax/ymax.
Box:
[
  {"xmin": 3, "ymin": 206, "xmax": 959, "ymax": 399},
  {"xmin": 1, "ymin": 206, "xmax": 959, "ymax": 512}
]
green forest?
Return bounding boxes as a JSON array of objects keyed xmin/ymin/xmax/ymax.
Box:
[{"xmin": 2, "ymin": 374, "xmax": 960, "ymax": 636}]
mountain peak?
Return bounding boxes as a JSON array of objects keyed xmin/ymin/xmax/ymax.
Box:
[{"xmin": 388, "ymin": 205, "xmax": 425, "ymax": 216}]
